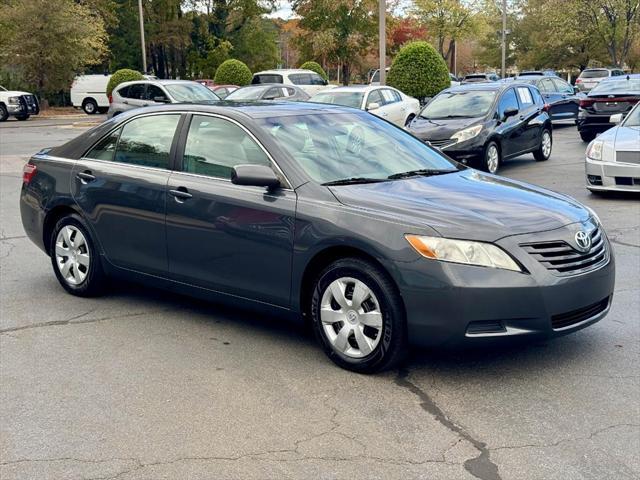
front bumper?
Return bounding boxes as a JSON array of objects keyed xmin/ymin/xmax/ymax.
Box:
[
  {"xmin": 395, "ymin": 223, "xmax": 616, "ymax": 348},
  {"xmin": 585, "ymin": 156, "xmax": 640, "ymax": 192}
]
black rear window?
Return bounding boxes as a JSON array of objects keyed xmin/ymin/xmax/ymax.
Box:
[
  {"xmin": 252, "ymin": 74, "xmax": 283, "ymax": 85},
  {"xmin": 580, "ymin": 70, "xmax": 609, "ymax": 79}
]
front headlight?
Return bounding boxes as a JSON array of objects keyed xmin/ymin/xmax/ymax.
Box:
[
  {"xmin": 8, "ymin": 96, "xmax": 20, "ymax": 105},
  {"xmin": 586, "ymin": 140, "xmax": 603, "ymax": 160},
  {"xmin": 405, "ymin": 234, "xmax": 522, "ymax": 272},
  {"xmin": 451, "ymin": 124, "xmax": 483, "ymax": 143}
]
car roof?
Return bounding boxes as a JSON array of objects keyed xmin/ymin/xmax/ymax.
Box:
[
  {"xmin": 316, "ymin": 85, "xmax": 392, "ymax": 93},
  {"xmin": 254, "ymin": 69, "xmax": 316, "ymax": 75},
  {"xmin": 117, "ymin": 79, "xmax": 202, "ymax": 88},
  {"xmin": 446, "ymin": 82, "xmax": 533, "ymax": 93},
  {"xmin": 600, "ymin": 73, "xmax": 639, "ymax": 82}
]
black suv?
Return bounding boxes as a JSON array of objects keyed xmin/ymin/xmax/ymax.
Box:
[{"xmin": 407, "ymin": 83, "xmax": 553, "ymax": 174}]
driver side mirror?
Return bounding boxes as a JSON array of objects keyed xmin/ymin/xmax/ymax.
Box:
[
  {"xmin": 573, "ymin": 86, "xmax": 580, "ymax": 94},
  {"xmin": 503, "ymin": 107, "xmax": 518, "ymax": 120},
  {"xmin": 231, "ymin": 164, "xmax": 280, "ymax": 189},
  {"xmin": 153, "ymin": 96, "xmax": 169, "ymax": 103},
  {"xmin": 366, "ymin": 102, "xmax": 380, "ymax": 111}
]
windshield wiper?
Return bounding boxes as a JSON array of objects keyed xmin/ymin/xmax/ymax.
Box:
[
  {"xmin": 387, "ymin": 169, "xmax": 458, "ymax": 180},
  {"xmin": 323, "ymin": 177, "xmax": 387, "ymax": 186}
]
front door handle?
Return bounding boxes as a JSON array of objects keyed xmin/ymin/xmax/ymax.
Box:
[
  {"xmin": 169, "ymin": 188, "xmax": 193, "ymax": 202},
  {"xmin": 76, "ymin": 171, "xmax": 96, "ymax": 184}
]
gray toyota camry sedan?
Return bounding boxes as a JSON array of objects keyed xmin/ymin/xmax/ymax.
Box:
[{"xmin": 20, "ymin": 102, "xmax": 615, "ymax": 373}]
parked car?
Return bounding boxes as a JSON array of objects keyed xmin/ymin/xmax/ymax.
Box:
[
  {"xmin": 462, "ymin": 73, "xmax": 500, "ymax": 84},
  {"xmin": 518, "ymin": 70, "xmax": 558, "ymax": 77},
  {"xmin": 71, "ymin": 74, "xmax": 111, "ymax": 114},
  {"xmin": 20, "ymin": 102, "xmax": 614, "ymax": 373},
  {"xmin": 407, "ymin": 82, "xmax": 552, "ymax": 174},
  {"xmin": 195, "ymin": 79, "xmax": 215, "ymax": 88},
  {"xmin": 449, "ymin": 73, "xmax": 461, "ymax": 87},
  {"xmin": 251, "ymin": 69, "xmax": 332, "ymax": 96},
  {"xmin": 210, "ymin": 85, "xmax": 238, "ymax": 99},
  {"xmin": 310, "ymin": 85, "xmax": 420, "ymax": 127},
  {"xmin": 225, "ymin": 84, "xmax": 309, "ymax": 102},
  {"xmin": 577, "ymin": 74, "xmax": 640, "ymax": 142},
  {"xmin": 575, "ymin": 67, "xmax": 626, "ymax": 92},
  {"xmin": 585, "ymin": 101, "xmax": 640, "ymax": 193},
  {"xmin": 0, "ymin": 85, "xmax": 39, "ymax": 121},
  {"xmin": 518, "ymin": 75, "xmax": 583, "ymax": 122},
  {"xmin": 107, "ymin": 80, "xmax": 219, "ymax": 118}
]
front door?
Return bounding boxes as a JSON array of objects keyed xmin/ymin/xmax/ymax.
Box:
[
  {"xmin": 495, "ymin": 87, "xmax": 526, "ymax": 158},
  {"xmin": 71, "ymin": 113, "xmax": 182, "ymax": 276},
  {"xmin": 165, "ymin": 114, "xmax": 296, "ymax": 307}
]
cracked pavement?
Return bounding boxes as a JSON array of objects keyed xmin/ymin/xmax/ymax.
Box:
[{"xmin": 1, "ymin": 118, "xmax": 638, "ymax": 479}]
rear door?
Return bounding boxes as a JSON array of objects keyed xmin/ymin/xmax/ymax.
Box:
[
  {"xmin": 71, "ymin": 113, "xmax": 183, "ymax": 276},
  {"xmin": 551, "ymin": 78, "xmax": 578, "ymax": 119},
  {"xmin": 380, "ymin": 89, "xmax": 404, "ymax": 126},
  {"xmin": 515, "ymin": 86, "xmax": 541, "ymax": 151},
  {"xmin": 539, "ymin": 78, "xmax": 562, "ymax": 119},
  {"xmin": 165, "ymin": 113, "xmax": 296, "ymax": 306}
]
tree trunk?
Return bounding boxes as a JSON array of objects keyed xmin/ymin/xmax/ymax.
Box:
[{"xmin": 341, "ymin": 63, "xmax": 350, "ymax": 86}]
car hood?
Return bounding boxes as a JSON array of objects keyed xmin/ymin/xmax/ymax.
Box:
[
  {"xmin": 329, "ymin": 169, "xmax": 589, "ymax": 242},
  {"xmin": 1, "ymin": 90, "xmax": 32, "ymax": 96},
  {"xmin": 409, "ymin": 116, "xmax": 485, "ymax": 141},
  {"xmin": 614, "ymin": 125, "xmax": 640, "ymax": 150}
]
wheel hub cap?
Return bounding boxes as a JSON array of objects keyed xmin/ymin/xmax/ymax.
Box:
[
  {"xmin": 55, "ymin": 226, "xmax": 90, "ymax": 286},
  {"xmin": 320, "ymin": 277, "xmax": 383, "ymax": 358}
]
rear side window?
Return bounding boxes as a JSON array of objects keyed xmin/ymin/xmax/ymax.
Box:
[
  {"xmin": 498, "ymin": 89, "xmax": 519, "ymax": 117},
  {"xmin": 264, "ymin": 87, "xmax": 285, "ymax": 99},
  {"xmin": 539, "ymin": 78, "xmax": 557, "ymax": 93},
  {"xmin": 85, "ymin": 128, "xmax": 121, "ymax": 161},
  {"xmin": 182, "ymin": 115, "xmax": 271, "ymax": 179},
  {"xmin": 382, "ymin": 89, "xmax": 400, "ymax": 104},
  {"xmin": 516, "ymin": 87, "xmax": 534, "ymax": 106},
  {"xmin": 144, "ymin": 84, "xmax": 166, "ymax": 101},
  {"xmin": 114, "ymin": 114, "xmax": 180, "ymax": 169},
  {"xmin": 530, "ymin": 87, "xmax": 544, "ymax": 106},
  {"xmin": 289, "ymin": 74, "xmax": 311, "ymax": 85},
  {"xmin": 552, "ymin": 78, "xmax": 573, "ymax": 94},
  {"xmin": 252, "ymin": 74, "xmax": 283, "ymax": 84},
  {"xmin": 116, "ymin": 85, "xmax": 129, "ymax": 98}
]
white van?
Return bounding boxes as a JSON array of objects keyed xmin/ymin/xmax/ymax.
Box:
[{"xmin": 71, "ymin": 74, "xmax": 111, "ymax": 114}]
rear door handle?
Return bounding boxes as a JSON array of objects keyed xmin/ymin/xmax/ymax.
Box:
[
  {"xmin": 76, "ymin": 171, "xmax": 96, "ymax": 184},
  {"xmin": 169, "ymin": 188, "xmax": 192, "ymax": 202},
  {"xmin": 122, "ymin": 100, "xmax": 129, "ymax": 105}
]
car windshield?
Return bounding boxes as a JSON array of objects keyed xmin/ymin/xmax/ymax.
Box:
[
  {"xmin": 622, "ymin": 104, "xmax": 640, "ymax": 127},
  {"xmin": 164, "ymin": 83, "xmax": 219, "ymax": 102},
  {"xmin": 590, "ymin": 79, "xmax": 640, "ymax": 95},
  {"xmin": 580, "ymin": 70, "xmax": 609, "ymax": 79},
  {"xmin": 420, "ymin": 91, "xmax": 496, "ymax": 119},
  {"xmin": 226, "ymin": 86, "xmax": 267, "ymax": 100},
  {"xmin": 258, "ymin": 112, "xmax": 459, "ymax": 184},
  {"xmin": 311, "ymin": 91, "xmax": 364, "ymax": 109}
]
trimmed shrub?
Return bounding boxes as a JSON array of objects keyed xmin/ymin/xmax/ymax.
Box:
[
  {"xmin": 387, "ymin": 41, "xmax": 450, "ymax": 99},
  {"xmin": 106, "ymin": 69, "xmax": 144, "ymax": 97},
  {"xmin": 300, "ymin": 61, "xmax": 328, "ymax": 81},
  {"xmin": 214, "ymin": 59, "xmax": 252, "ymax": 86}
]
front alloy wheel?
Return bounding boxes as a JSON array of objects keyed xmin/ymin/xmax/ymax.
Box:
[
  {"xmin": 484, "ymin": 142, "xmax": 500, "ymax": 174},
  {"xmin": 311, "ymin": 257, "xmax": 407, "ymax": 373}
]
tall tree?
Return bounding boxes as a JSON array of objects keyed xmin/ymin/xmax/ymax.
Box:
[
  {"xmin": 0, "ymin": 0, "xmax": 107, "ymax": 96},
  {"xmin": 293, "ymin": 0, "xmax": 378, "ymax": 85}
]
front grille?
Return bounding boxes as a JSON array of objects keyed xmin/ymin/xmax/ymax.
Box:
[
  {"xmin": 428, "ymin": 139, "xmax": 456, "ymax": 150},
  {"xmin": 520, "ymin": 227, "xmax": 607, "ymax": 276},
  {"xmin": 551, "ymin": 297, "xmax": 610, "ymax": 330},
  {"xmin": 616, "ymin": 151, "xmax": 640, "ymax": 165}
]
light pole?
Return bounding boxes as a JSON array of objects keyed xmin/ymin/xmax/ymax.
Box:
[
  {"xmin": 138, "ymin": 0, "xmax": 147, "ymax": 73},
  {"xmin": 379, "ymin": 0, "xmax": 386, "ymax": 85},
  {"xmin": 501, "ymin": 0, "xmax": 506, "ymax": 78}
]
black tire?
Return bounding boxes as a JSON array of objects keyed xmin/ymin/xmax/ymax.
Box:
[
  {"xmin": 481, "ymin": 141, "xmax": 501, "ymax": 174},
  {"xmin": 310, "ymin": 257, "xmax": 407, "ymax": 373},
  {"xmin": 0, "ymin": 104, "xmax": 8, "ymax": 122},
  {"xmin": 405, "ymin": 114, "xmax": 416, "ymax": 127},
  {"xmin": 82, "ymin": 98, "xmax": 98, "ymax": 115},
  {"xmin": 580, "ymin": 131, "xmax": 596, "ymax": 143},
  {"xmin": 533, "ymin": 128, "xmax": 552, "ymax": 162},
  {"xmin": 97, "ymin": 107, "xmax": 108, "ymax": 114},
  {"xmin": 49, "ymin": 214, "xmax": 106, "ymax": 297},
  {"xmin": 15, "ymin": 114, "xmax": 29, "ymax": 121}
]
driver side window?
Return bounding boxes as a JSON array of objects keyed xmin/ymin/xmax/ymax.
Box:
[
  {"xmin": 498, "ymin": 89, "xmax": 519, "ymax": 118},
  {"xmin": 367, "ymin": 90, "xmax": 384, "ymax": 108}
]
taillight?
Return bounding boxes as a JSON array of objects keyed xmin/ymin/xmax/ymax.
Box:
[
  {"xmin": 543, "ymin": 103, "xmax": 550, "ymax": 112},
  {"xmin": 576, "ymin": 78, "xmax": 582, "ymax": 83},
  {"xmin": 108, "ymin": 95, "xmax": 113, "ymax": 104},
  {"xmin": 579, "ymin": 98, "xmax": 594, "ymax": 108},
  {"xmin": 22, "ymin": 163, "xmax": 37, "ymax": 184}
]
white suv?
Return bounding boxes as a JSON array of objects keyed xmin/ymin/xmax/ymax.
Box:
[
  {"xmin": 251, "ymin": 69, "xmax": 334, "ymax": 96},
  {"xmin": 576, "ymin": 68, "xmax": 626, "ymax": 92},
  {"xmin": 0, "ymin": 86, "xmax": 40, "ymax": 121}
]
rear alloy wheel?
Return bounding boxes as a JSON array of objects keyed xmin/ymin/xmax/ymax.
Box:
[
  {"xmin": 82, "ymin": 98, "xmax": 98, "ymax": 115},
  {"xmin": 483, "ymin": 142, "xmax": 501, "ymax": 174},
  {"xmin": 15, "ymin": 114, "xmax": 29, "ymax": 121},
  {"xmin": 534, "ymin": 129, "xmax": 552, "ymax": 161},
  {"xmin": 50, "ymin": 214, "xmax": 106, "ymax": 296},
  {"xmin": 311, "ymin": 258, "xmax": 407, "ymax": 373}
]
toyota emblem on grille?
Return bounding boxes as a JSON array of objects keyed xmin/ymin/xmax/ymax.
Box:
[{"xmin": 575, "ymin": 231, "xmax": 592, "ymax": 252}]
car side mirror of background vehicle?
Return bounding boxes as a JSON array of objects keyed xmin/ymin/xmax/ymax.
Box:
[
  {"xmin": 154, "ymin": 96, "xmax": 169, "ymax": 103},
  {"xmin": 366, "ymin": 102, "xmax": 380, "ymax": 111},
  {"xmin": 231, "ymin": 164, "xmax": 280, "ymax": 189},
  {"xmin": 573, "ymin": 86, "xmax": 580, "ymax": 94},
  {"xmin": 610, "ymin": 113, "xmax": 623, "ymax": 124},
  {"xmin": 503, "ymin": 107, "xmax": 518, "ymax": 120}
]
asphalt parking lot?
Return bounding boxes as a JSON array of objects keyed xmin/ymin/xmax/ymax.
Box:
[{"xmin": 1, "ymin": 115, "xmax": 638, "ymax": 480}]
